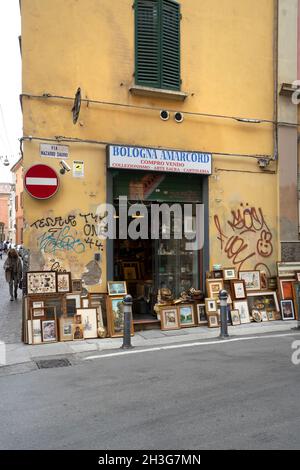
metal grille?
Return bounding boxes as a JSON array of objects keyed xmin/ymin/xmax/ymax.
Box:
[{"xmin": 35, "ymin": 358, "xmax": 72, "ymax": 369}]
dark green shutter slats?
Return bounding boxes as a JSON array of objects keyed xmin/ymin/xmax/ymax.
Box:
[
  {"xmin": 161, "ymin": 0, "xmax": 180, "ymax": 90},
  {"xmin": 135, "ymin": 0, "xmax": 180, "ymax": 91}
]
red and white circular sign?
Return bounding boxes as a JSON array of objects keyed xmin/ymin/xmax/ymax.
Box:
[{"xmin": 24, "ymin": 164, "xmax": 59, "ymax": 200}]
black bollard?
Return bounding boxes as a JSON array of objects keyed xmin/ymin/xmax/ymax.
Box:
[
  {"xmin": 219, "ymin": 289, "xmax": 229, "ymax": 339},
  {"xmin": 121, "ymin": 294, "xmax": 134, "ymax": 350}
]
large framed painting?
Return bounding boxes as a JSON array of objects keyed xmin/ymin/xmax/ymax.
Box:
[
  {"xmin": 280, "ymin": 300, "xmax": 295, "ymax": 321},
  {"xmin": 178, "ymin": 304, "xmax": 196, "ymax": 328},
  {"xmin": 246, "ymin": 291, "xmax": 280, "ymax": 315},
  {"xmin": 233, "ymin": 300, "xmax": 250, "ymax": 324},
  {"xmin": 76, "ymin": 308, "xmax": 98, "ymax": 339},
  {"xmin": 27, "ymin": 271, "xmax": 57, "ymax": 294},
  {"xmin": 107, "ymin": 296, "xmax": 134, "ymax": 338},
  {"xmin": 160, "ymin": 307, "xmax": 180, "ymax": 331}
]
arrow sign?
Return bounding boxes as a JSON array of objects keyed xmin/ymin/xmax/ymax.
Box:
[{"xmin": 24, "ymin": 164, "xmax": 59, "ymax": 200}]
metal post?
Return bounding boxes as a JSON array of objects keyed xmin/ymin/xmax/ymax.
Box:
[
  {"xmin": 121, "ymin": 294, "xmax": 134, "ymax": 350},
  {"xmin": 219, "ymin": 289, "xmax": 229, "ymax": 339}
]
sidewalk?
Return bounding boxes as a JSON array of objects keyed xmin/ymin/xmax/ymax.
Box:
[{"xmin": 0, "ymin": 255, "xmax": 298, "ymax": 368}]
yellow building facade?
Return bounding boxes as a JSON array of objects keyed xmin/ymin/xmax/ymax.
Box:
[{"xmin": 21, "ymin": 0, "xmax": 279, "ymax": 298}]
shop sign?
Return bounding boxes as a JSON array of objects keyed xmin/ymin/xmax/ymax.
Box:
[
  {"xmin": 107, "ymin": 145, "xmax": 212, "ymax": 175},
  {"xmin": 40, "ymin": 143, "xmax": 69, "ymax": 159}
]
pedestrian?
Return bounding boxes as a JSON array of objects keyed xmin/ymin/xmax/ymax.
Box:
[
  {"xmin": 3, "ymin": 248, "xmax": 23, "ymax": 301},
  {"xmin": 0, "ymin": 241, "xmax": 3, "ymax": 260}
]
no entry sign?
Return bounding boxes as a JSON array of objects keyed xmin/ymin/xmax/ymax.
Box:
[{"xmin": 24, "ymin": 164, "xmax": 59, "ymax": 200}]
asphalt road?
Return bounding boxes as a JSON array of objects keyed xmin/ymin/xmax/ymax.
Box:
[{"xmin": 0, "ymin": 333, "xmax": 300, "ymax": 450}]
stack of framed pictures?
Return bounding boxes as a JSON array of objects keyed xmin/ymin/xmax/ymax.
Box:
[{"xmin": 159, "ymin": 303, "xmax": 198, "ymax": 330}]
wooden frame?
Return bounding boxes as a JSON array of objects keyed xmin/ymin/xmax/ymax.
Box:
[
  {"xmin": 73, "ymin": 315, "xmax": 84, "ymax": 340},
  {"xmin": 178, "ymin": 304, "xmax": 196, "ymax": 328},
  {"xmin": 57, "ymin": 272, "xmax": 72, "ymax": 293},
  {"xmin": 107, "ymin": 281, "xmax": 127, "ymax": 297},
  {"xmin": 160, "ymin": 306, "xmax": 180, "ymax": 331},
  {"xmin": 223, "ymin": 268, "xmax": 237, "ymax": 281},
  {"xmin": 28, "ymin": 319, "xmax": 43, "ymax": 344},
  {"xmin": 66, "ymin": 293, "xmax": 81, "ymax": 316},
  {"xmin": 59, "ymin": 317, "xmax": 74, "ymax": 341},
  {"xmin": 246, "ymin": 291, "xmax": 280, "ymax": 313},
  {"xmin": 207, "ymin": 314, "xmax": 219, "ymax": 328},
  {"xmin": 280, "ymin": 300, "xmax": 295, "ymax": 321},
  {"xmin": 233, "ymin": 300, "xmax": 250, "ymax": 324},
  {"xmin": 107, "ymin": 296, "xmax": 134, "ymax": 337},
  {"xmin": 277, "ymin": 262, "xmax": 300, "ymax": 278},
  {"xmin": 292, "ymin": 282, "xmax": 300, "ymax": 321},
  {"xmin": 71, "ymin": 279, "xmax": 82, "ymax": 293},
  {"xmin": 122, "ymin": 261, "xmax": 140, "ymax": 280},
  {"xmin": 212, "ymin": 270, "xmax": 223, "ymax": 279},
  {"xmin": 238, "ymin": 271, "xmax": 261, "ymax": 291},
  {"xmin": 205, "ymin": 298, "xmax": 217, "ymax": 314},
  {"xmin": 230, "ymin": 280, "xmax": 246, "ymax": 300},
  {"xmin": 89, "ymin": 293, "xmax": 108, "ymax": 330},
  {"xmin": 206, "ymin": 279, "xmax": 224, "ymax": 299},
  {"xmin": 27, "ymin": 271, "xmax": 57, "ymax": 294},
  {"xmin": 76, "ymin": 308, "xmax": 98, "ymax": 339},
  {"xmin": 196, "ymin": 303, "xmax": 208, "ymax": 325},
  {"xmin": 278, "ymin": 278, "xmax": 295, "ymax": 300},
  {"xmin": 230, "ymin": 309, "xmax": 241, "ymax": 326},
  {"xmin": 42, "ymin": 319, "xmax": 57, "ymax": 343}
]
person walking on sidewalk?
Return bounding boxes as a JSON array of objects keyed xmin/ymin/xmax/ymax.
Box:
[
  {"xmin": 3, "ymin": 248, "xmax": 23, "ymax": 301},
  {"xmin": 0, "ymin": 241, "xmax": 3, "ymax": 259}
]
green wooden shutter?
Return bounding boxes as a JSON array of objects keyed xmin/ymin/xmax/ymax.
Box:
[
  {"xmin": 135, "ymin": 0, "xmax": 180, "ymax": 91},
  {"xmin": 161, "ymin": 0, "xmax": 180, "ymax": 90},
  {"xmin": 135, "ymin": 0, "xmax": 160, "ymax": 88}
]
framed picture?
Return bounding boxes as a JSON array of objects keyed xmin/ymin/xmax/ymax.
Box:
[
  {"xmin": 296, "ymin": 273, "xmax": 300, "ymax": 282},
  {"xmin": 292, "ymin": 282, "xmax": 300, "ymax": 321},
  {"xmin": 160, "ymin": 307, "xmax": 180, "ymax": 331},
  {"xmin": 267, "ymin": 310, "xmax": 276, "ymax": 321},
  {"xmin": 233, "ymin": 300, "xmax": 250, "ymax": 324},
  {"xmin": 107, "ymin": 281, "xmax": 127, "ymax": 297},
  {"xmin": 57, "ymin": 272, "xmax": 71, "ymax": 293},
  {"xmin": 223, "ymin": 268, "xmax": 237, "ymax": 280},
  {"xmin": 278, "ymin": 278, "xmax": 294, "ymax": 300},
  {"xmin": 260, "ymin": 310, "xmax": 269, "ymax": 322},
  {"xmin": 81, "ymin": 297, "xmax": 89, "ymax": 308},
  {"xmin": 205, "ymin": 298, "xmax": 217, "ymax": 313},
  {"xmin": 107, "ymin": 296, "xmax": 134, "ymax": 337},
  {"xmin": 59, "ymin": 318, "xmax": 74, "ymax": 341},
  {"xmin": 178, "ymin": 304, "xmax": 196, "ymax": 328},
  {"xmin": 27, "ymin": 319, "xmax": 42, "ymax": 345},
  {"xmin": 247, "ymin": 291, "xmax": 280, "ymax": 313},
  {"xmin": 251, "ymin": 310, "xmax": 262, "ymax": 323},
  {"xmin": 122, "ymin": 261, "xmax": 140, "ymax": 280},
  {"xmin": 32, "ymin": 307, "xmax": 45, "ymax": 318},
  {"xmin": 206, "ymin": 279, "xmax": 224, "ymax": 299},
  {"xmin": 268, "ymin": 277, "xmax": 277, "ymax": 290},
  {"xmin": 72, "ymin": 279, "xmax": 82, "ymax": 293},
  {"xmin": 230, "ymin": 310, "xmax": 241, "ymax": 326},
  {"xmin": 73, "ymin": 324, "xmax": 84, "ymax": 341},
  {"xmin": 66, "ymin": 294, "xmax": 81, "ymax": 316},
  {"xmin": 277, "ymin": 262, "xmax": 300, "ymax": 278},
  {"xmin": 230, "ymin": 280, "xmax": 246, "ymax": 300},
  {"xmin": 238, "ymin": 271, "xmax": 261, "ymax": 291},
  {"xmin": 280, "ymin": 300, "xmax": 295, "ymax": 321},
  {"xmin": 212, "ymin": 270, "xmax": 223, "ymax": 279},
  {"xmin": 207, "ymin": 314, "xmax": 219, "ymax": 328},
  {"xmin": 196, "ymin": 304, "xmax": 207, "ymax": 325},
  {"xmin": 76, "ymin": 308, "xmax": 98, "ymax": 339},
  {"xmin": 42, "ymin": 320, "xmax": 57, "ymax": 342},
  {"xmin": 89, "ymin": 293, "xmax": 108, "ymax": 329},
  {"xmin": 27, "ymin": 271, "xmax": 57, "ymax": 294}
]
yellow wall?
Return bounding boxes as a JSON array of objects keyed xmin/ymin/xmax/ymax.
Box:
[{"xmin": 21, "ymin": 0, "xmax": 278, "ymax": 288}]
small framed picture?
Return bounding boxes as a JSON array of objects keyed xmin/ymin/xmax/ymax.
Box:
[
  {"xmin": 73, "ymin": 324, "xmax": 84, "ymax": 341},
  {"xmin": 280, "ymin": 300, "xmax": 295, "ymax": 320},
  {"xmin": 212, "ymin": 270, "xmax": 223, "ymax": 279},
  {"xmin": 223, "ymin": 268, "xmax": 237, "ymax": 281},
  {"xmin": 252, "ymin": 310, "xmax": 262, "ymax": 322},
  {"xmin": 74, "ymin": 314, "xmax": 82, "ymax": 324},
  {"xmin": 107, "ymin": 281, "xmax": 127, "ymax": 297},
  {"xmin": 230, "ymin": 310, "xmax": 241, "ymax": 326},
  {"xmin": 196, "ymin": 304, "xmax": 207, "ymax": 325},
  {"xmin": 72, "ymin": 279, "xmax": 82, "ymax": 293},
  {"xmin": 66, "ymin": 294, "xmax": 81, "ymax": 316},
  {"xmin": 81, "ymin": 297, "xmax": 89, "ymax": 308},
  {"xmin": 42, "ymin": 320, "xmax": 57, "ymax": 342},
  {"xmin": 32, "ymin": 307, "xmax": 45, "ymax": 318},
  {"xmin": 208, "ymin": 315, "xmax": 219, "ymax": 328},
  {"xmin": 205, "ymin": 298, "xmax": 217, "ymax": 313},
  {"xmin": 230, "ymin": 280, "xmax": 246, "ymax": 300},
  {"xmin": 160, "ymin": 307, "xmax": 180, "ymax": 331},
  {"xmin": 278, "ymin": 278, "xmax": 295, "ymax": 300},
  {"xmin": 59, "ymin": 318, "xmax": 74, "ymax": 341},
  {"xmin": 267, "ymin": 310, "xmax": 276, "ymax": 321},
  {"xmin": 239, "ymin": 271, "xmax": 261, "ymax": 291},
  {"xmin": 206, "ymin": 279, "xmax": 224, "ymax": 299},
  {"xmin": 233, "ymin": 300, "xmax": 250, "ymax": 324},
  {"xmin": 260, "ymin": 310, "xmax": 269, "ymax": 322},
  {"xmin": 178, "ymin": 304, "xmax": 196, "ymax": 328},
  {"xmin": 57, "ymin": 272, "xmax": 72, "ymax": 293}
]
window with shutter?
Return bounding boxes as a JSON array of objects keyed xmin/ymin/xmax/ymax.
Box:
[{"xmin": 135, "ymin": 0, "xmax": 181, "ymax": 91}]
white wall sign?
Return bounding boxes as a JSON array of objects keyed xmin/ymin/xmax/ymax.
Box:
[
  {"xmin": 73, "ymin": 161, "xmax": 84, "ymax": 178},
  {"xmin": 40, "ymin": 144, "xmax": 69, "ymax": 159},
  {"xmin": 107, "ymin": 145, "xmax": 212, "ymax": 175}
]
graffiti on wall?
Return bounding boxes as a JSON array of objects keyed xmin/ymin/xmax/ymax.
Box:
[{"xmin": 214, "ymin": 203, "xmax": 274, "ymax": 274}]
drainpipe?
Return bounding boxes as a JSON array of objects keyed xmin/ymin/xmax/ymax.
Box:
[{"xmin": 273, "ymin": 0, "xmax": 279, "ymax": 163}]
